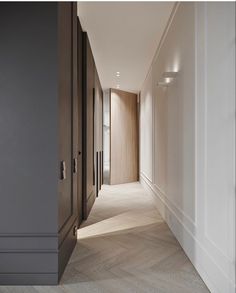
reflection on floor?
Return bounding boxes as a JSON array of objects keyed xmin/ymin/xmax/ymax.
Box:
[{"xmin": 0, "ymin": 182, "xmax": 209, "ymax": 293}]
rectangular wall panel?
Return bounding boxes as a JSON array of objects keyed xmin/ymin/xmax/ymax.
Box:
[{"xmin": 205, "ymin": 2, "xmax": 235, "ymax": 256}]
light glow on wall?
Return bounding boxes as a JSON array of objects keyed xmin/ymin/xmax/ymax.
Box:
[{"xmin": 157, "ymin": 71, "xmax": 178, "ymax": 87}]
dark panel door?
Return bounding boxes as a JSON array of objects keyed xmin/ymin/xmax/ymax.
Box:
[
  {"xmin": 58, "ymin": 3, "xmax": 73, "ymax": 230},
  {"xmin": 72, "ymin": 2, "xmax": 78, "ymax": 222},
  {"xmin": 77, "ymin": 18, "xmax": 83, "ymax": 226},
  {"xmin": 82, "ymin": 33, "xmax": 96, "ymax": 219},
  {"xmin": 58, "ymin": 3, "xmax": 78, "ymax": 278}
]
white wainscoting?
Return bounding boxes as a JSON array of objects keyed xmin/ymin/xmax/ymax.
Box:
[{"xmin": 140, "ymin": 3, "xmax": 235, "ymax": 293}]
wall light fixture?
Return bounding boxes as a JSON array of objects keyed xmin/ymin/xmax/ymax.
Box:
[{"xmin": 157, "ymin": 71, "xmax": 178, "ymax": 87}]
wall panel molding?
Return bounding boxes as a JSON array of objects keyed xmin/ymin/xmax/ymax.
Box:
[
  {"xmin": 140, "ymin": 3, "xmax": 235, "ymax": 292},
  {"xmin": 0, "ymin": 234, "xmax": 57, "ymax": 251},
  {"xmin": 153, "ymin": 183, "xmax": 196, "ymax": 230},
  {"xmin": 195, "ymin": 2, "xmax": 235, "ymax": 264},
  {"xmin": 140, "ymin": 171, "xmax": 152, "ymax": 184},
  {"xmin": 141, "ymin": 173, "xmax": 235, "ymax": 293}
]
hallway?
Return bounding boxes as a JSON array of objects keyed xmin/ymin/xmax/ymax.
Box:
[
  {"xmin": 0, "ymin": 3, "xmax": 235, "ymax": 291},
  {"xmin": 60, "ymin": 183, "xmax": 209, "ymax": 293}
]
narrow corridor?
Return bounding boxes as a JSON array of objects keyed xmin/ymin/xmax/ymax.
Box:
[{"xmin": 60, "ymin": 183, "xmax": 209, "ymax": 293}]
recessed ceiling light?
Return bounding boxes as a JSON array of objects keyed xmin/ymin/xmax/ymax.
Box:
[{"xmin": 116, "ymin": 71, "xmax": 120, "ymax": 77}]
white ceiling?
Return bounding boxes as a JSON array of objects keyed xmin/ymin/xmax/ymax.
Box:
[{"xmin": 78, "ymin": 2, "xmax": 174, "ymax": 93}]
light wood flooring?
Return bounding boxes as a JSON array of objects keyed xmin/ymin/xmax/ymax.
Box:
[{"xmin": 0, "ymin": 182, "xmax": 209, "ymax": 293}]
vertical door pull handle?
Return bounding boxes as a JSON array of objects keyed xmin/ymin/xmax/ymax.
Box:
[
  {"xmin": 73, "ymin": 225, "xmax": 77, "ymax": 236},
  {"xmin": 60, "ymin": 161, "xmax": 66, "ymax": 180},
  {"xmin": 73, "ymin": 158, "xmax": 78, "ymax": 173}
]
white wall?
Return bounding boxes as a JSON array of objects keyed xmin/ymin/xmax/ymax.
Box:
[
  {"xmin": 140, "ymin": 3, "xmax": 235, "ymax": 293},
  {"xmin": 140, "ymin": 69, "xmax": 153, "ymax": 182},
  {"xmin": 103, "ymin": 89, "xmax": 110, "ymax": 168},
  {"xmin": 103, "ymin": 89, "xmax": 110, "ymax": 184}
]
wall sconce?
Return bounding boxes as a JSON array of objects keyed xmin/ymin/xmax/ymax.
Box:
[{"xmin": 157, "ymin": 71, "xmax": 178, "ymax": 87}]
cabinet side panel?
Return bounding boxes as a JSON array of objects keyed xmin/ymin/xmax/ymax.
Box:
[
  {"xmin": 0, "ymin": 2, "xmax": 58, "ymax": 235},
  {"xmin": 0, "ymin": 3, "xmax": 58, "ymax": 284}
]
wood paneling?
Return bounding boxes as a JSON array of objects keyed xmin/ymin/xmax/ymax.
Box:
[
  {"xmin": 110, "ymin": 89, "xmax": 138, "ymax": 184},
  {"xmin": 58, "ymin": 2, "xmax": 73, "ymax": 230},
  {"xmin": 58, "ymin": 2, "xmax": 78, "ymax": 280}
]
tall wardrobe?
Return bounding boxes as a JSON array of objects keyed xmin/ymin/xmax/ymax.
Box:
[
  {"xmin": 0, "ymin": 2, "xmax": 104, "ymax": 285},
  {"xmin": 82, "ymin": 33, "xmax": 103, "ymax": 219},
  {"xmin": 0, "ymin": 2, "xmax": 78, "ymax": 285}
]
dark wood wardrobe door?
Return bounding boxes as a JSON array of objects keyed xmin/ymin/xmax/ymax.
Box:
[
  {"xmin": 77, "ymin": 18, "xmax": 83, "ymax": 226},
  {"xmin": 82, "ymin": 32, "xmax": 96, "ymax": 219},
  {"xmin": 58, "ymin": 3, "xmax": 73, "ymax": 230},
  {"xmin": 72, "ymin": 2, "xmax": 78, "ymax": 222},
  {"xmin": 58, "ymin": 3, "xmax": 78, "ymax": 278}
]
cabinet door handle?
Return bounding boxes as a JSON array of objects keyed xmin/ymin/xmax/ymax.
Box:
[
  {"xmin": 60, "ymin": 161, "xmax": 66, "ymax": 180},
  {"xmin": 73, "ymin": 225, "xmax": 77, "ymax": 236},
  {"xmin": 73, "ymin": 158, "xmax": 77, "ymax": 173}
]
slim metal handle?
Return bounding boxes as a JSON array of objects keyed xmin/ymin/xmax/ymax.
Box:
[
  {"xmin": 73, "ymin": 225, "xmax": 77, "ymax": 236},
  {"xmin": 60, "ymin": 161, "xmax": 66, "ymax": 180},
  {"xmin": 73, "ymin": 158, "xmax": 77, "ymax": 174}
]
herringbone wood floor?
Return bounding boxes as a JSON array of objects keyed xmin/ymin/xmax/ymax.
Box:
[{"xmin": 0, "ymin": 182, "xmax": 209, "ymax": 293}]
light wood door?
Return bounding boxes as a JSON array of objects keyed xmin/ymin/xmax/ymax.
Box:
[{"xmin": 110, "ymin": 89, "xmax": 138, "ymax": 184}]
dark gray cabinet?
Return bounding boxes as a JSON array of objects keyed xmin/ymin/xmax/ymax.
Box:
[{"xmin": 0, "ymin": 2, "xmax": 78, "ymax": 284}]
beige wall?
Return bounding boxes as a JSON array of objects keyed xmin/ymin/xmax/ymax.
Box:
[
  {"xmin": 94, "ymin": 70, "xmax": 103, "ymax": 195},
  {"xmin": 110, "ymin": 89, "xmax": 138, "ymax": 184},
  {"xmin": 140, "ymin": 69, "xmax": 153, "ymax": 182},
  {"xmin": 140, "ymin": 3, "xmax": 235, "ymax": 293}
]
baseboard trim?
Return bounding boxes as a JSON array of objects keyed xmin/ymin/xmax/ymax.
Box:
[
  {"xmin": 140, "ymin": 173, "xmax": 235, "ymax": 293},
  {"xmin": 0, "ymin": 249, "xmax": 58, "ymax": 285},
  {"xmin": 0, "ymin": 219, "xmax": 78, "ymax": 285},
  {"xmin": 0, "ymin": 273, "xmax": 58, "ymax": 285}
]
